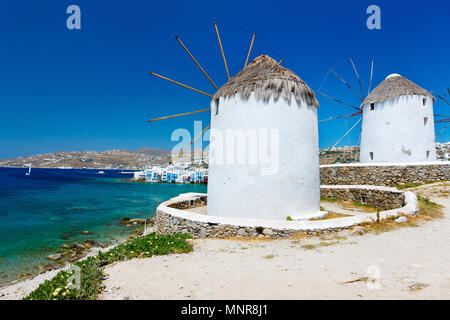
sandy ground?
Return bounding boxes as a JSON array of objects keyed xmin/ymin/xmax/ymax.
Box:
[
  {"xmin": 2, "ymin": 184, "xmax": 449, "ymax": 300},
  {"xmin": 98, "ymin": 185, "xmax": 450, "ymax": 300},
  {"xmin": 185, "ymin": 201, "xmax": 369, "ymax": 217}
]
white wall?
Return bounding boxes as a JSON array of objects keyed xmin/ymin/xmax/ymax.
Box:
[
  {"xmin": 360, "ymin": 95, "xmax": 436, "ymax": 163},
  {"xmin": 207, "ymin": 93, "xmax": 321, "ymax": 220}
]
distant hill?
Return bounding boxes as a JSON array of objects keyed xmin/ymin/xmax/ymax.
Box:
[
  {"xmin": 0, "ymin": 148, "xmax": 172, "ymax": 170},
  {"xmin": 2, "ymin": 143, "xmax": 446, "ymax": 169},
  {"xmin": 133, "ymin": 147, "xmax": 170, "ymax": 157}
]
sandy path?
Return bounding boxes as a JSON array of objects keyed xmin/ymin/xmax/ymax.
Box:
[{"xmin": 99, "ymin": 189, "xmax": 450, "ymax": 300}]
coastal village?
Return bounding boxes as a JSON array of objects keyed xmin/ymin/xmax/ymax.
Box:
[{"xmin": 132, "ymin": 165, "xmax": 208, "ymax": 184}]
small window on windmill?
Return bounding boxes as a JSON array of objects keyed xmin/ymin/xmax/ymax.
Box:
[
  {"xmin": 361, "ymin": 196, "xmax": 366, "ymax": 204},
  {"xmin": 370, "ymin": 103, "xmax": 375, "ymax": 110},
  {"xmin": 215, "ymin": 100, "xmax": 219, "ymax": 115},
  {"xmin": 426, "ymin": 150, "xmax": 430, "ymax": 159},
  {"xmin": 189, "ymin": 200, "xmax": 194, "ymax": 207},
  {"xmin": 422, "ymin": 98, "xmax": 427, "ymax": 106},
  {"xmin": 369, "ymin": 152, "xmax": 374, "ymax": 160},
  {"xmin": 424, "ymin": 117, "xmax": 428, "ymax": 126}
]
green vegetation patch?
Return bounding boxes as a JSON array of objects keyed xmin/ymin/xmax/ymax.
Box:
[
  {"xmin": 395, "ymin": 180, "xmax": 443, "ymax": 190},
  {"xmin": 320, "ymin": 196, "xmax": 338, "ymax": 202},
  {"xmin": 301, "ymin": 244, "xmax": 317, "ymax": 250},
  {"xmin": 24, "ymin": 233, "xmax": 193, "ymax": 300}
]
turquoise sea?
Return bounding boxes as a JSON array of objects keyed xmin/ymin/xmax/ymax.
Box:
[{"xmin": 0, "ymin": 167, "xmax": 207, "ymax": 286}]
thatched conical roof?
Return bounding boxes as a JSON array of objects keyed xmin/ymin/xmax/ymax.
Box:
[
  {"xmin": 362, "ymin": 74, "xmax": 435, "ymax": 106},
  {"xmin": 213, "ymin": 55, "xmax": 319, "ymax": 107}
]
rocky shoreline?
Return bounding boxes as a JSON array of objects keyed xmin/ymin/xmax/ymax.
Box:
[{"xmin": 0, "ymin": 217, "xmax": 155, "ymax": 293}]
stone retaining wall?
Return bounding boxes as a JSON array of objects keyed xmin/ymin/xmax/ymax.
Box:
[
  {"xmin": 321, "ymin": 187, "xmax": 405, "ymax": 210},
  {"xmin": 320, "ymin": 162, "xmax": 450, "ymax": 187},
  {"xmin": 155, "ymin": 186, "xmax": 417, "ymax": 239}
]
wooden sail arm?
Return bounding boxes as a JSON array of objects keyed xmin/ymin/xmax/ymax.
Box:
[
  {"xmin": 244, "ymin": 32, "xmax": 256, "ymax": 69},
  {"xmin": 148, "ymin": 108, "xmax": 211, "ymax": 123},
  {"xmin": 349, "ymin": 58, "xmax": 365, "ymax": 99},
  {"xmin": 346, "ymin": 110, "xmax": 363, "ymax": 117},
  {"xmin": 317, "ymin": 91, "xmax": 362, "ymax": 111},
  {"xmin": 368, "ymin": 60, "xmax": 374, "ymax": 96},
  {"xmin": 435, "ymin": 93, "xmax": 449, "ymax": 105},
  {"xmin": 331, "ymin": 117, "xmax": 362, "ymax": 148},
  {"xmin": 319, "ymin": 110, "xmax": 362, "ymax": 122},
  {"xmin": 172, "ymin": 124, "xmax": 211, "ymax": 161},
  {"xmin": 149, "ymin": 72, "xmax": 213, "ymax": 98},
  {"xmin": 278, "ymin": 58, "xmax": 284, "ymax": 64},
  {"xmin": 436, "ymin": 123, "xmax": 450, "ymax": 138},
  {"xmin": 214, "ymin": 23, "xmax": 230, "ymax": 80},
  {"xmin": 175, "ymin": 35, "xmax": 219, "ymax": 90},
  {"xmin": 329, "ymin": 68, "xmax": 364, "ymax": 102}
]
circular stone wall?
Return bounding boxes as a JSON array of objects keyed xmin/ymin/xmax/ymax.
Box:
[{"xmin": 154, "ymin": 186, "xmax": 418, "ymax": 239}]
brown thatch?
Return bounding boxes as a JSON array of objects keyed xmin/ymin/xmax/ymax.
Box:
[
  {"xmin": 362, "ymin": 74, "xmax": 435, "ymax": 106},
  {"xmin": 213, "ymin": 55, "xmax": 319, "ymax": 107}
]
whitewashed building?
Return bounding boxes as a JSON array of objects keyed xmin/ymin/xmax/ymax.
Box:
[
  {"xmin": 360, "ymin": 74, "xmax": 436, "ymax": 163},
  {"xmin": 207, "ymin": 55, "xmax": 322, "ymax": 221}
]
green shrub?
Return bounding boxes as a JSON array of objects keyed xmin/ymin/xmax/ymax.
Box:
[{"xmin": 24, "ymin": 233, "xmax": 193, "ymax": 300}]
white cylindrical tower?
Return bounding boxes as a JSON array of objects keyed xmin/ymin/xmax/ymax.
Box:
[
  {"xmin": 207, "ymin": 55, "xmax": 321, "ymax": 221},
  {"xmin": 360, "ymin": 74, "xmax": 436, "ymax": 163}
]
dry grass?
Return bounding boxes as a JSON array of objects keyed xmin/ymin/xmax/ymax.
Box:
[
  {"xmin": 408, "ymin": 283, "xmax": 429, "ymax": 292},
  {"xmin": 319, "ymin": 241, "xmax": 340, "ymax": 247},
  {"xmin": 359, "ymin": 196, "xmax": 443, "ymax": 234},
  {"xmin": 312, "ymin": 211, "xmax": 353, "ymax": 220},
  {"xmin": 320, "ymin": 197, "xmax": 378, "ymax": 214},
  {"xmin": 211, "ymin": 236, "xmax": 275, "ymax": 242},
  {"xmin": 410, "ymin": 183, "xmax": 450, "ymax": 199},
  {"xmin": 341, "ymin": 201, "xmax": 378, "ymax": 213}
]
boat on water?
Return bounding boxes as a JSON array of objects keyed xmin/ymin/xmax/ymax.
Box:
[
  {"xmin": 98, "ymin": 171, "xmax": 105, "ymax": 174},
  {"xmin": 25, "ymin": 164, "xmax": 31, "ymax": 176},
  {"xmin": 56, "ymin": 166, "xmax": 73, "ymax": 169}
]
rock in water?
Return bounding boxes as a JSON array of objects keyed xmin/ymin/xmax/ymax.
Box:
[
  {"xmin": 46, "ymin": 253, "xmax": 62, "ymax": 261},
  {"xmin": 84, "ymin": 239, "xmax": 105, "ymax": 248},
  {"xmin": 73, "ymin": 242, "xmax": 86, "ymax": 251}
]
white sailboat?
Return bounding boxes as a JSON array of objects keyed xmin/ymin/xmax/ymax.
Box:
[{"xmin": 25, "ymin": 164, "xmax": 31, "ymax": 176}]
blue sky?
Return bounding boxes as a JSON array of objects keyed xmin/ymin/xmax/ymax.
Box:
[{"xmin": 0, "ymin": 0, "xmax": 449, "ymax": 158}]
